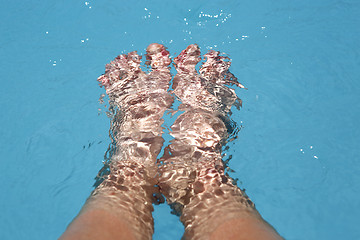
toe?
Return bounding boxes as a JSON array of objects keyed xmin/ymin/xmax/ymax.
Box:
[
  {"xmin": 98, "ymin": 52, "xmax": 144, "ymax": 90},
  {"xmin": 200, "ymin": 50, "xmax": 246, "ymax": 89},
  {"xmin": 174, "ymin": 44, "xmax": 201, "ymax": 74},
  {"xmin": 146, "ymin": 43, "xmax": 171, "ymax": 70}
]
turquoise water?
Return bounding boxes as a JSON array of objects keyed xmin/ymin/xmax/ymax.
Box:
[{"xmin": 1, "ymin": 0, "xmax": 359, "ymax": 239}]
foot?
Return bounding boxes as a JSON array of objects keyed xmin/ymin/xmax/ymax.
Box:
[
  {"xmin": 91, "ymin": 44, "xmax": 174, "ymax": 239},
  {"xmin": 157, "ymin": 44, "xmax": 256, "ymax": 239},
  {"xmin": 97, "ymin": 44, "xmax": 174, "ymax": 164},
  {"xmin": 158, "ymin": 45, "xmax": 248, "ymax": 212}
]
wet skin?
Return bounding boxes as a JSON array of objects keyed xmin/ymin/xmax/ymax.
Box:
[{"xmin": 60, "ymin": 43, "xmax": 283, "ymax": 240}]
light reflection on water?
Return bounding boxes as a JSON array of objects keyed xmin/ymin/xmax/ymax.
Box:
[{"xmin": 1, "ymin": 0, "xmax": 360, "ymax": 239}]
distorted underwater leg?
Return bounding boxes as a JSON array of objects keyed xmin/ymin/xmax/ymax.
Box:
[
  {"xmin": 158, "ymin": 44, "xmax": 283, "ymax": 240},
  {"xmin": 60, "ymin": 43, "xmax": 174, "ymax": 240}
]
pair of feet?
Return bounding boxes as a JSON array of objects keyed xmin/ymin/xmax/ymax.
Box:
[
  {"xmin": 94, "ymin": 43, "xmax": 251, "ymax": 239},
  {"xmin": 97, "ymin": 42, "xmax": 243, "ymax": 163},
  {"xmin": 96, "ymin": 42, "xmax": 244, "ymax": 199},
  {"xmin": 59, "ymin": 44, "xmax": 283, "ymax": 240}
]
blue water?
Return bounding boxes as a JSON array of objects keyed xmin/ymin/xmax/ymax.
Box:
[{"xmin": 1, "ymin": 0, "xmax": 359, "ymax": 239}]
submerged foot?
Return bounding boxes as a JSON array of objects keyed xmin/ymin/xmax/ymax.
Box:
[
  {"xmin": 158, "ymin": 44, "xmax": 250, "ymax": 212},
  {"xmin": 91, "ymin": 44, "xmax": 174, "ymax": 240},
  {"xmin": 156, "ymin": 44, "xmax": 255, "ymax": 239},
  {"xmin": 97, "ymin": 43, "xmax": 174, "ymax": 164}
]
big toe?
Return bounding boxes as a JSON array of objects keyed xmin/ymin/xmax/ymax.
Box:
[{"xmin": 146, "ymin": 43, "xmax": 171, "ymax": 70}]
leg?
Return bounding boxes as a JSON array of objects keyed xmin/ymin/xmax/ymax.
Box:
[
  {"xmin": 60, "ymin": 44, "xmax": 173, "ymax": 240},
  {"xmin": 158, "ymin": 44, "xmax": 283, "ymax": 240}
]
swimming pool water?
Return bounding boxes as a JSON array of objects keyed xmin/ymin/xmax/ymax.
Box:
[{"xmin": 1, "ymin": 0, "xmax": 360, "ymax": 239}]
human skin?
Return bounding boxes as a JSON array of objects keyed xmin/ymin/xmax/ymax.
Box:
[
  {"xmin": 158, "ymin": 44, "xmax": 283, "ymax": 240},
  {"xmin": 60, "ymin": 43, "xmax": 173, "ymax": 240},
  {"xmin": 210, "ymin": 217, "xmax": 282, "ymax": 240},
  {"xmin": 59, "ymin": 209, "xmax": 136, "ymax": 240},
  {"xmin": 60, "ymin": 43, "xmax": 283, "ymax": 240}
]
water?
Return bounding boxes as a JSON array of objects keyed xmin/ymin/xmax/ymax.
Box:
[{"xmin": 1, "ymin": 0, "xmax": 359, "ymax": 239}]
